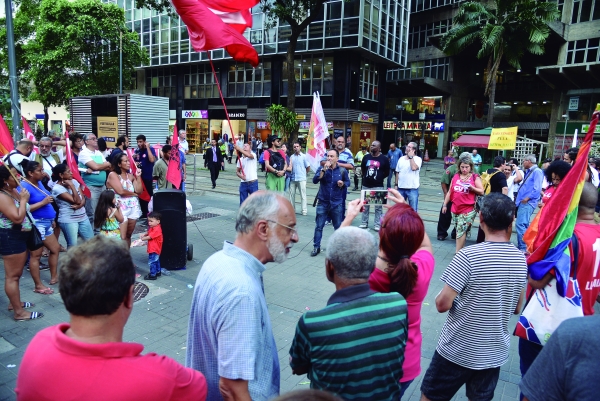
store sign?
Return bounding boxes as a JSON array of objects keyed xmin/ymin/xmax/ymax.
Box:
[
  {"xmin": 488, "ymin": 126, "xmax": 518, "ymax": 150},
  {"xmin": 358, "ymin": 113, "xmax": 373, "ymax": 123},
  {"xmin": 183, "ymin": 110, "xmax": 208, "ymax": 118},
  {"xmin": 210, "ymin": 109, "xmax": 246, "ymax": 120},
  {"xmin": 257, "ymin": 121, "xmax": 269, "ymax": 129},
  {"xmin": 96, "ymin": 116, "xmax": 118, "ymax": 148},
  {"xmin": 582, "ymin": 124, "xmax": 600, "ymax": 134},
  {"xmin": 432, "ymin": 122, "xmax": 444, "ymax": 131},
  {"xmin": 568, "ymin": 97, "xmax": 579, "ymax": 111},
  {"xmin": 299, "ymin": 121, "xmax": 333, "ymax": 130},
  {"xmin": 384, "ymin": 121, "xmax": 439, "ymax": 131}
]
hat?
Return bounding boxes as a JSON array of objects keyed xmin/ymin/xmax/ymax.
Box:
[{"xmin": 268, "ymin": 135, "xmax": 281, "ymax": 142}]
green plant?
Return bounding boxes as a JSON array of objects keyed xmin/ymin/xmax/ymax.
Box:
[{"xmin": 266, "ymin": 104, "xmax": 298, "ymax": 142}]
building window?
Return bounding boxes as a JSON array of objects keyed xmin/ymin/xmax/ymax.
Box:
[
  {"xmin": 182, "ymin": 65, "xmax": 218, "ymax": 99},
  {"xmin": 408, "ymin": 19, "xmax": 452, "ymax": 49},
  {"xmin": 411, "ymin": 0, "xmax": 463, "ymax": 14},
  {"xmin": 359, "ymin": 60, "xmax": 378, "ymax": 101},
  {"xmin": 571, "ymin": 0, "xmax": 600, "ymax": 23},
  {"xmin": 566, "ymin": 38, "xmax": 600, "ymax": 65},
  {"xmin": 227, "ymin": 61, "xmax": 272, "ymax": 97},
  {"xmin": 282, "ymin": 55, "xmax": 333, "ymax": 96},
  {"xmin": 145, "ymin": 67, "xmax": 176, "ymax": 98},
  {"xmin": 386, "ymin": 57, "xmax": 450, "ymax": 81}
]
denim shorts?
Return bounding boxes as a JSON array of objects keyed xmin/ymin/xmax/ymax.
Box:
[
  {"xmin": 420, "ymin": 351, "xmax": 500, "ymax": 401},
  {"xmin": 35, "ymin": 218, "xmax": 54, "ymax": 241},
  {"xmin": 0, "ymin": 228, "xmax": 29, "ymax": 256}
]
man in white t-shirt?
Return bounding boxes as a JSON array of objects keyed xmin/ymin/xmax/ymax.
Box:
[
  {"xmin": 235, "ymin": 142, "xmax": 258, "ymax": 205},
  {"xmin": 503, "ymin": 163, "xmax": 523, "ymax": 201},
  {"xmin": 394, "ymin": 141, "xmax": 422, "ymax": 211},
  {"xmin": 178, "ymin": 130, "xmax": 189, "ymax": 154}
]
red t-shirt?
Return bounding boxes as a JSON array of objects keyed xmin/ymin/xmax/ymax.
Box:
[
  {"xmin": 148, "ymin": 225, "xmax": 163, "ymax": 255},
  {"xmin": 449, "ymin": 173, "xmax": 478, "ymax": 214},
  {"xmin": 368, "ymin": 249, "xmax": 435, "ymax": 382},
  {"xmin": 573, "ymin": 223, "xmax": 600, "ymax": 315},
  {"xmin": 263, "ymin": 149, "xmax": 286, "ymax": 164},
  {"xmin": 541, "ymin": 185, "xmax": 556, "ymax": 206},
  {"xmin": 16, "ymin": 324, "xmax": 207, "ymax": 401}
]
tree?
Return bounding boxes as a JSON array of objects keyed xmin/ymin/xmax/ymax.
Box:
[
  {"xmin": 266, "ymin": 104, "xmax": 298, "ymax": 141},
  {"xmin": 22, "ymin": 0, "xmax": 148, "ymax": 132},
  {"xmin": 440, "ymin": 0, "xmax": 559, "ymax": 125}
]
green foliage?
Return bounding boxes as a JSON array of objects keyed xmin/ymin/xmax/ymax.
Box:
[{"xmin": 266, "ymin": 104, "xmax": 298, "ymax": 141}]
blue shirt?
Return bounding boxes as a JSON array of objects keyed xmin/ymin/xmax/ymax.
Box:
[
  {"xmin": 515, "ymin": 166, "xmax": 544, "ymax": 208},
  {"xmin": 134, "ymin": 147, "xmax": 157, "ymax": 180},
  {"xmin": 321, "ymin": 148, "xmax": 354, "ymax": 167},
  {"xmin": 471, "ymin": 153, "xmax": 483, "ymax": 172},
  {"xmin": 186, "ymin": 242, "xmax": 280, "ymax": 401},
  {"xmin": 387, "ymin": 148, "xmax": 403, "ymax": 170},
  {"xmin": 313, "ymin": 165, "xmax": 351, "ymax": 206},
  {"xmin": 20, "ymin": 182, "xmax": 55, "ymax": 220},
  {"xmin": 290, "ymin": 152, "xmax": 310, "ymax": 181}
]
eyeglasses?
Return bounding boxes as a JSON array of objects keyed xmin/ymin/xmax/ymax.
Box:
[
  {"xmin": 39, "ymin": 145, "xmax": 51, "ymax": 148},
  {"xmin": 266, "ymin": 219, "xmax": 298, "ymax": 237},
  {"xmin": 87, "ymin": 137, "xmax": 97, "ymax": 141}
]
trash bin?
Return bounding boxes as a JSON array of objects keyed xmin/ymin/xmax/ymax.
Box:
[{"xmin": 153, "ymin": 189, "xmax": 190, "ymax": 270}]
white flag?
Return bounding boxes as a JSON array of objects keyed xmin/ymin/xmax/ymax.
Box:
[{"xmin": 306, "ymin": 92, "xmax": 329, "ymax": 172}]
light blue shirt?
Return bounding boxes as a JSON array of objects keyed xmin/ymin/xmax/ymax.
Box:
[
  {"xmin": 186, "ymin": 242, "xmax": 280, "ymax": 401},
  {"xmin": 471, "ymin": 153, "xmax": 482, "ymax": 172},
  {"xmin": 321, "ymin": 148, "xmax": 354, "ymax": 167},
  {"xmin": 515, "ymin": 166, "xmax": 544, "ymax": 209},
  {"xmin": 290, "ymin": 152, "xmax": 310, "ymax": 181},
  {"xmin": 387, "ymin": 148, "xmax": 403, "ymax": 170}
]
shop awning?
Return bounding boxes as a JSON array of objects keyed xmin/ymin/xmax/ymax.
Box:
[{"xmin": 452, "ymin": 134, "xmax": 490, "ymax": 148}]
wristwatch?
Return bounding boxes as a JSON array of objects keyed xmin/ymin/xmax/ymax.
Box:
[{"xmin": 408, "ymin": 156, "xmax": 413, "ymax": 159}]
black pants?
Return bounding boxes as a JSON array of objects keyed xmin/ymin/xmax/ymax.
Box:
[
  {"xmin": 140, "ymin": 178, "xmax": 154, "ymax": 218},
  {"xmin": 208, "ymin": 163, "xmax": 220, "ymax": 186},
  {"xmin": 437, "ymin": 201, "xmax": 456, "ymax": 239},
  {"xmin": 354, "ymin": 174, "xmax": 360, "ymax": 189}
]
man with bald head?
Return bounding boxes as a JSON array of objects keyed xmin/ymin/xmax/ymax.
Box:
[
  {"xmin": 186, "ymin": 192, "xmax": 299, "ymax": 401},
  {"xmin": 359, "ymin": 140, "xmax": 390, "ymax": 231}
]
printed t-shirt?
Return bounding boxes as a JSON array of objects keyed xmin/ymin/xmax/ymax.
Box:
[
  {"xmin": 485, "ymin": 168, "xmax": 508, "ymax": 193},
  {"xmin": 20, "ymin": 182, "xmax": 55, "ymax": 220},
  {"xmin": 573, "ymin": 223, "xmax": 600, "ymax": 315},
  {"xmin": 361, "ymin": 154, "xmax": 390, "ymax": 188},
  {"xmin": 449, "ymin": 174, "xmax": 477, "ymax": 214},
  {"xmin": 540, "ymin": 185, "xmax": 556, "ymax": 206},
  {"xmin": 147, "ymin": 225, "xmax": 163, "ymax": 255},
  {"xmin": 369, "ymin": 249, "xmax": 435, "ymax": 382},
  {"xmin": 134, "ymin": 147, "xmax": 157, "ymax": 180},
  {"xmin": 78, "ymin": 148, "xmax": 107, "ymax": 187}
]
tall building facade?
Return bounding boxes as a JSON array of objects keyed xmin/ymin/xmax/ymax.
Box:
[{"xmin": 113, "ymin": 0, "xmax": 410, "ymax": 154}]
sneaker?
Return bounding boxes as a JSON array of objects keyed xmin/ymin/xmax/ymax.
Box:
[
  {"xmin": 373, "ymin": 226, "xmax": 380, "ymax": 232},
  {"xmin": 310, "ymin": 247, "xmax": 321, "ymax": 257},
  {"xmin": 144, "ymin": 274, "xmax": 157, "ymax": 281},
  {"xmin": 325, "ymin": 221, "xmax": 331, "ymax": 226},
  {"xmin": 302, "ymin": 212, "xmax": 307, "ymax": 216},
  {"xmin": 359, "ymin": 224, "xmax": 368, "ymax": 229}
]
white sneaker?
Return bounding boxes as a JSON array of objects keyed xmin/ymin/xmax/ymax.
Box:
[
  {"xmin": 359, "ymin": 224, "xmax": 368, "ymax": 229},
  {"xmin": 373, "ymin": 226, "xmax": 380, "ymax": 232},
  {"xmin": 302, "ymin": 211, "xmax": 307, "ymax": 216}
]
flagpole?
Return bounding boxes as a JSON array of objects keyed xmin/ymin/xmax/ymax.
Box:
[{"xmin": 5, "ymin": 0, "xmax": 21, "ymax": 143}]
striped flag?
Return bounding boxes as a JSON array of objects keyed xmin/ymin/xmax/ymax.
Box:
[
  {"xmin": 0, "ymin": 115, "xmax": 15, "ymax": 156},
  {"xmin": 524, "ymin": 103, "xmax": 600, "ymax": 296},
  {"xmin": 306, "ymin": 92, "xmax": 329, "ymax": 172}
]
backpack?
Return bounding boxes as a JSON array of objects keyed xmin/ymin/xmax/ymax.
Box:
[
  {"xmin": 480, "ymin": 169, "xmax": 501, "ymax": 195},
  {"xmin": 267, "ymin": 149, "xmax": 285, "ymax": 173}
]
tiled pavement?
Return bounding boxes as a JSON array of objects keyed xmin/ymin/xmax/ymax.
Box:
[{"xmin": 0, "ymin": 161, "xmax": 524, "ymax": 401}]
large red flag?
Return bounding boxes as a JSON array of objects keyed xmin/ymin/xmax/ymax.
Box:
[
  {"xmin": 0, "ymin": 115, "xmax": 15, "ymax": 156},
  {"xmin": 171, "ymin": 0, "xmax": 259, "ymax": 67},
  {"xmin": 64, "ymin": 131, "xmax": 91, "ymax": 198},
  {"xmin": 126, "ymin": 148, "xmax": 151, "ymax": 202},
  {"xmin": 21, "ymin": 116, "xmax": 39, "ymax": 154},
  {"xmin": 166, "ymin": 124, "xmax": 182, "ymax": 189}
]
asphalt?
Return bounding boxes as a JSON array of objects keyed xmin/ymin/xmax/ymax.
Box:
[{"xmin": 0, "ymin": 157, "xmax": 525, "ymax": 401}]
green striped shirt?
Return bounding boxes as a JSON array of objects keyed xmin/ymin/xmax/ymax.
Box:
[{"xmin": 289, "ymin": 284, "xmax": 408, "ymax": 401}]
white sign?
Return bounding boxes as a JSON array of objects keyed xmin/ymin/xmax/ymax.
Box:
[{"xmin": 568, "ymin": 97, "xmax": 579, "ymax": 111}]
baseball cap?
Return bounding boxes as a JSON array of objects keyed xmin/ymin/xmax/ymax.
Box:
[{"xmin": 268, "ymin": 135, "xmax": 281, "ymax": 141}]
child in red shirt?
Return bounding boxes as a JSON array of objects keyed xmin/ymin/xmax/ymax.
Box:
[{"xmin": 141, "ymin": 212, "xmax": 163, "ymax": 280}]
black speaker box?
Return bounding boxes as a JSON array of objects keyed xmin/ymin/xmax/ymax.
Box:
[{"xmin": 153, "ymin": 189, "xmax": 187, "ymax": 270}]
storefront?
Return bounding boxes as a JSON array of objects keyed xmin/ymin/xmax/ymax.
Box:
[
  {"xmin": 247, "ymin": 121, "xmax": 272, "ymax": 141},
  {"xmin": 350, "ymin": 113, "xmax": 377, "ymax": 155},
  {"xmin": 209, "ymin": 109, "xmax": 247, "ymax": 144},
  {"xmin": 383, "ymin": 120, "xmax": 444, "ymax": 158},
  {"xmin": 182, "ymin": 110, "xmax": 209, "ymax": 153}
]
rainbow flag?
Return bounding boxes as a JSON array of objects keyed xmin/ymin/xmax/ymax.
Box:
[
  {"xmin": 0, "ymin": 114, "xmax": 15, "ymax": 156},
  {"xmin": 523, "ymin": 104, "xmax": 600, "ymax": 296}
]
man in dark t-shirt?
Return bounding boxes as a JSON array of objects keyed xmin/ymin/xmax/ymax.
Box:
[
  {"xmin": 476, "ymin": 156, "xmax": 508, "ymax": 243},
  {"xmin": 360, "ymin": 141, "xmax": 390, "ymax": 231}
]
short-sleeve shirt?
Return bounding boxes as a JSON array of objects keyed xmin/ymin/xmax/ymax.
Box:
[
  {"xmin": 21, "ymin": 182, "xmax": 55, "ymax": 220},
  {"xmin": 134, "ymin": 147, "xmax": 157, "ymax": 180},
  {"xmin": 573, "ymin": 223, "xmax": 600, "ymax": 315},
  {"xmin": 263, "ymin": 149, "xmax": 287, "ymax": 170},
  {"xmin": 179, "ymin": 139, "xmax": 189, "ymax": 153},
  {"xmin": 520, "ymin": 315, "xmax": 600, "ymax": 401},
  {"xmin": 471, "ymin": 153, "xmax": 482, "ymax": 167},
  {"xmin": 321, "ymin": 148, "xmax": 354, "ymax": 167},
  {"xmin": 78, "ymin": 148, "xmax": 107, "ymax": 187},
  {"xmin": 186, "ymin": 242, "xmax": 279, "ymax": 401},
  {"xmin": 290, "ymin": 152, "xmax": 310, "ymax": 181},
  {"xmin": 239, "ymin": 153, "xmax": 258, "ymax": 182},
  {"xmin": 361, "ymin": 154, "xmax": 390, "ymax": 188},
  {"xmin": 52, "ymin": 181, "xmax": 87, "ymax": 223},
  {"xmin": 152, "ymin": 159, "xmax": 173, "ymax": 189},
  {"xmin": 369, "ymin": 249, "xmax": 435, "ymax": 382},
  {"xmin": 3, "ymin": 150, "xmax": 29, "ymax": 175},
  {"xmin": 395, "ymin": 156, "xmax": 422, "ymax": 189},
  {"xmin": 485, "ymin": 168, "xmax": 508, "ymax": 193},
  {"xmin": 449, "ymin": 174, "xmax": 478, "ymax": 214},
  {"xmin": 437, "ymin": 242, "xmax": 527, "ymax": 369},
  {"xmin": 441, "ymin": 164, "xmax": 458, "ymax": 186},
  {"xmin": 147, "ymin": 225, "xmax": 163, "ymax": 255}
]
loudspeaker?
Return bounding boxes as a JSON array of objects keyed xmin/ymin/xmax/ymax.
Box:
[{"xmin": 153, "ymin": 189, "xmax": 187, "ymax": 270}]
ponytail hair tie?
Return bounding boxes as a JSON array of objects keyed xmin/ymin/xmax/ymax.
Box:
[{"xmin": 400, "ymin": 255, "xmax": 410, "ymax": 259}]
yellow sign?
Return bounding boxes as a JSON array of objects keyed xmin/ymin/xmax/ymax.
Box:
[
  {"xmin": 296, "ymin": 114, "xmax": 306, "ymax": 120},
  {"xmin": 488, "ymin": 126, "xmax": 518, "ymax": 150},
  {"xmin": 97, "ymin": 117, "xmax": 118, "ymax": 148}
]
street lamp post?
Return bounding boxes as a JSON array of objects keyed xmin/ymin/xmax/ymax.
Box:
[
  {"xmin": 119, "ymin": 30, "xmax": 123, "ymax": 94},
  {"xmin": 392, "ymin": 117, "xmax": 398, "ymax": 146}
]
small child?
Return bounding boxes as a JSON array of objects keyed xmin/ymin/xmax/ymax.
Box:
[
  {"xmin": 94, "ymin": 190, "xmax": 125, "ymax": 239},
  {"xmin": 141, "ymin": 212, "xmax": 163, "ymax": 280}
]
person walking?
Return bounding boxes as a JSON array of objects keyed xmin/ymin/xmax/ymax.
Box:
[
  {"xmin": 386, "ymin": 143, "xmax": 403, "ymax": 189},
  {"xmin": 394, "ymin": 141, "xmax": 422, "ymax": 211},
  {"xmin": 205, "ymin": 139, "xmax": 224, "ymax": 189},
  {"xmin": 359, "ymin": 141, "xmax": 389, "ymax": 231},
  {"xmin": 436, "ymin": 153, "xmax": 467, "ymax": 241},
  {"xmin": 289, "ymin": 142, "xmax": 311, "ymax": 215}
]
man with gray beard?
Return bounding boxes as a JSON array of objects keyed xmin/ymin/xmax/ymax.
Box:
[
  {"xmin": 30, "ymin": 136, "xmax": 64, "ymax": 189},
  {"xmin": 186, "ymin": 192, "xmax": 298, "ymax": 401}
]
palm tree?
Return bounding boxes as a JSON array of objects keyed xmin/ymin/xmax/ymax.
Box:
[{"xmin": 441, "ymin": 0, "xmax": 560, "ymax": 125}]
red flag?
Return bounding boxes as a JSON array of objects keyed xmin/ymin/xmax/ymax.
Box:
[
  {"xmin": 64, "ymin": 131, "xmax": 91, "ymax": 198},
  {"xmin": 126, "ymin": 148, "xmax": 151, "ymax": 202},
  {"xmin": 21, "ymin": 116, "xmax": 39, "ymax": 154},
  {"xmin": 171, "ymin": 0, "xmax": 259, "ymax": 67},
  {"xmin": 166, "ymin": 124, "xmax": 182, "ymax": 189},
  {"xmin": 0, "ymin": 115, "xmax": 15, "ymax": 156}
]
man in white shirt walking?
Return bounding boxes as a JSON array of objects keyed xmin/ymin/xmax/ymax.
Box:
[
  {"xmin": 394, "ymin": 141, "xmax": 422, "ymax": 211},
  {"xmin": 289, "ymin": 141, "xmax": 311, "ymax": 215},
  {"xmin": 235, "ymin": 142, "xmax": 258, "ymax": 205},
  {"xmin": 178, "ymin": 130, "xmax": 189, "ymax": 155}
]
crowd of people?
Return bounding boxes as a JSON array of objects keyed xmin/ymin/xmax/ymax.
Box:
[{"xmin": 4, "ymin": 130, "xmax": 600, "ymax": 400}]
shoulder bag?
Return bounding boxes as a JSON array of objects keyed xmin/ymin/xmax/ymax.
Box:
[{"xmin": 25, "ymin": 212, "xmax": 44, "ymax": 251}]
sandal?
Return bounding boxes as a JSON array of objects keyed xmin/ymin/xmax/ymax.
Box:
[
  {"xmin": 33, "ymin": 287, "xmax": 54, "ymax": 295},
  {"xmin": 8, "ymin": 301, "xmax": 35, "ymax": 311},
  {"xmin": 59, "ymin": 245, "xmax": 67, "ymax": 252},
  {"xmin": 49, "ymin": 280, "xmax": 59, "ymax": 285},
  {"xmin": 14, "ymin": 311, "xmax": 44, "ymax": 321}
]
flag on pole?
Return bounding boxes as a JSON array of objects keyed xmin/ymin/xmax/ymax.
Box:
[
  {"xmin": 167, "ymin": 124, "xmax": 182, "ymax": 189},
  {"xmin": 171, "ymin": 0, "xmax": 259, "ymax": 67},
  {"xmin": 21, "ymin": 116, "xmax": 39, "ymax": 154},
  {"xmin": 523, "ymin": 103, "xmax": 600, "ymax": 296},
  {"xmin": 64, "ymin": 131, "xmax": 91, "ymax": 198},
  {"xmin": 0, "ymin": 115, "xmax": 15, "ymax": 156},
  {"xmin": 126, "ymin": 149, "xmax": 151, "ymax": 202},
  {"xmin": 306, "ymin": 92, "xmax": 329, "ymax": 172}
]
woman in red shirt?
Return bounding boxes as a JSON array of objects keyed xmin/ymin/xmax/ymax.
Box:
[{"xmin": 441, "ymin": 156, "xmax": 483, "ymax": 253}]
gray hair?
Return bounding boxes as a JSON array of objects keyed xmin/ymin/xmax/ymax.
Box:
[
  {"xmin": 524, "ymin": 154, "xmax": 537, "ymax": 164},
  {"xmin": 39, "ymin": 136, "xmax": 52, "ymax": 144},
  {"xmin": 235, "ymin": 192, "xmax": 280, "ymax": 234},
  {"xmin": 326, "ymin": 227, "xmax": 377, "ymax": 280},
  {"xmin": 459, "ymin": 151, "xmax": 471, "ymax": 161},
  {"xmin": 409, "ymin": 141, "xmax": 418, "ymax": 149},
  {"xmin": 179, "ymin": 130, "xmax": 186, "ymax": 135}
]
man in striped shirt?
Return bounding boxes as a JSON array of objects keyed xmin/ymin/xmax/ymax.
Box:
[
  {"xmin": 289, "ymin": 226, "xmax": 408, "ymax": 401},
  {"xmin": 420, "ymin": 193, "xmax": 527, "ymax": 401}
]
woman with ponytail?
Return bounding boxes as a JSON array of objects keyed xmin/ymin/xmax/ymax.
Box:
[{"xmin": 342, "ymin": 188, "xmax": 434, "ymax": 398}]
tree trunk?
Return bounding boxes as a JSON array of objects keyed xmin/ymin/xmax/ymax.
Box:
[
  {"xmin": 487, "ymin": 77, "xmax": 496, "ymax": 126},
  {"xmin": 485, "ymin": 52, "xmax": 502, "ymax": 126},
  {"xmin": 44, "ymin": 106, "xmax": 49, "ymax": 135},
  {"xmin": 286, "ymin": 30, "xmax": 299, "ymax": 144}
]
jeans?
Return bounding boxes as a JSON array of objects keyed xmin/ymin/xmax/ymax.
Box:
[
  {"xmin": 148, "ymin": 252, "xmax": 161, "ymax": 276},
  {"xmin": 400, "ymin": 379, "xmax": 414, "ymax": 399},
  {"xmin": 313, "ymin": 203, "xmax": 343, "ymax": 248},
  {"xmin": 59, "ymin": 219, "xmax": 94, "ymax": 248},
  {"xmin": 284, "ymin": 175, "xmax": 291, "ymax": 193},
  {"xmin": 239, "ymin": 180, "xmax": 259, "ymax": 205},
  {"xmin": 386, "ymin": 169, "xmax": 395, "ymax": 189},
  {"xmin": 516, "ymin": 203, "xmax": 534, "ymax": 250},
  {"xmin": 86, "ymin": 185, "xmax": 105, "ymax": 228},
  {"xmin": 361, "ymin": 186, "xmax": 384, "ymax": 228},
  {"xmin": 289, "ymin": 180, "xmax": 307, "ymax": 214},
  {"xmin": 399, "ymin": 188, "xmax": 419, "ymax": 211}
]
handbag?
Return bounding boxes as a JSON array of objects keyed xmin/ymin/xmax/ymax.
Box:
[
  {"xmin": 514, "ymin": 235, "xmax": 583, "ymax": 345},
  {"xmin": 25, "ymin": 213, "xmax": 44, "ymax": 251}
]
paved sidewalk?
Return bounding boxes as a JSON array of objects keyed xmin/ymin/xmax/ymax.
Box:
[{"xmin": 0, "ymin": 163, "xmax": 523, "ymax": 401}]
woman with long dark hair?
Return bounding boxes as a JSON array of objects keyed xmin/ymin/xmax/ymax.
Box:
[
  {"xmin": 342, "ymin": 189, "xmax": 434, "ymax": 398},
  {"xmin": 22, "ymin": 161, "xmax": 60, "ymax": 291},
  {"xmin": 0, "ymin": 164, "xmax": 44, "ymax": 320},
  {"xmin": 94, "ymin": 190, "xmax": 126, "ymax": 239}
]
